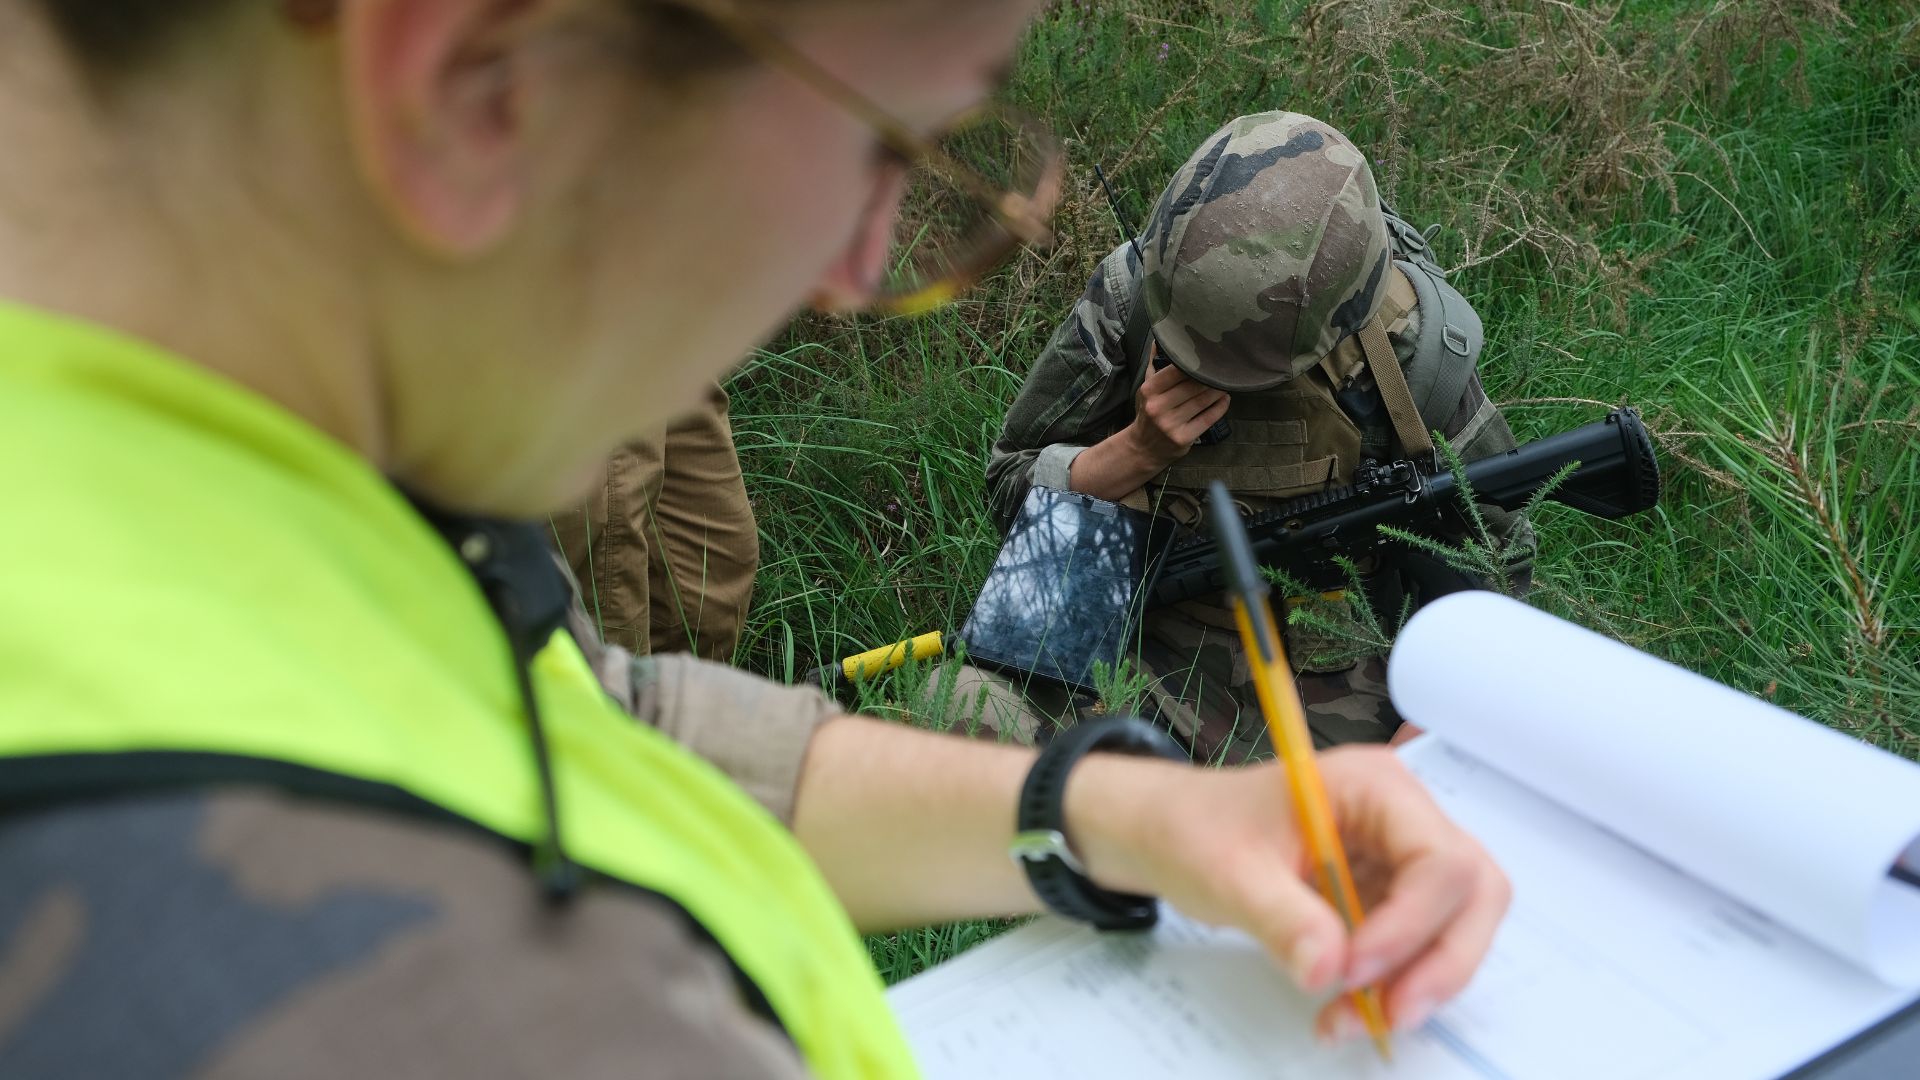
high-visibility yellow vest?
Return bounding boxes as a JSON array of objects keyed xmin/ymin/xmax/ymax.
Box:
[{"xmin": 0, "ymin": 301, "xmax": 917, "ymax": 1078}]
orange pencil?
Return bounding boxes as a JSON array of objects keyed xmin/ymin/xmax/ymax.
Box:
[{"xmin": 1205, "ymin": 481, "xmax": 1393, "ymax": 1061}]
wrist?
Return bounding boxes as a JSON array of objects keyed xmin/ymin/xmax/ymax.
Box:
[
  {"xmin": 1069, "ymin": 431, "xmax": 1158, "ymax": 499},
  {"xmin": 1119, "ymin": 418, "xmax": 1177, "ymax": 471},
  {"xmin": 1062, "ymin": 753, "xmax": 1182, "ymax": 897},
  {"xmin": 1069, "ymin": 424, "xmax": 1170, "ymax": 498},
  {"xmin": 1012, "ymin": 717, "xmax": 1187, "ymax": 930}
]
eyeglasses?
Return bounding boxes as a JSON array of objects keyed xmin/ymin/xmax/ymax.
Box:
[{"xmin": 659, "ymin": 0, "xmax": 1064, "ymax": 315}]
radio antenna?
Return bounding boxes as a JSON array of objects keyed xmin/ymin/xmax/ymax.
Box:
[{"xmin": 1093, "ymin": 163, "xmax": 1145, "ymax": 263}]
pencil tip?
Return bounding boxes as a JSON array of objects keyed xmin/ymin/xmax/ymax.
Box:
[{"xmin": 1372, "ymin": 1032, "xmax": 1394, "ymax": 1062}]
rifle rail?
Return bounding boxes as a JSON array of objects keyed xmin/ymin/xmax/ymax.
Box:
[{"xmin": 1150, "ymin": 408, "xmax": 1660, "ymax": 607}]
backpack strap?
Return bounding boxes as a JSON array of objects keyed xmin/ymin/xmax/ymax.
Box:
[
  {"xmin": 1396, "ymin": 257, "xmax": 1484, "ymax": 427},
  {"xmin": 1381, "ymin": 201, "xmax": 1446, "ymax": 279},
  {"xmin": 1355, "ymin": 312, "xmax": 1434, "ymax": 461}
]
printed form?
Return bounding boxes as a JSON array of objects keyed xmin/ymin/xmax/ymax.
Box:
[{"xmin": 888, "ymin": 740, "xmax": 1917, "ymax": 1080}]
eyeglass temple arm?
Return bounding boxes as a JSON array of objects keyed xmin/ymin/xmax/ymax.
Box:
[{"xmin": 679, "ymin": 0, "xmax": 1054, "ymax": 240}]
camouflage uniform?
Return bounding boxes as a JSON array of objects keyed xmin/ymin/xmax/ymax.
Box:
[{"xmin": 984, "ymin": 113, "xmax": 1534, "ymax": 760}]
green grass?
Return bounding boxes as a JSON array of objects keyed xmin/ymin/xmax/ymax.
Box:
[{"xmin": 724, "ymin": 1, "xmax": 1920, "ymax": 980}]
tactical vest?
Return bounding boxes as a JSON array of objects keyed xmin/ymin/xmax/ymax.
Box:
[
  {"xmin": 0, "ymin": 302, "xmax": 917, "ymax": 1079},
  {"xmin": 1113, "ymin": 203, "xmax": 1485, "ymax": 524}
]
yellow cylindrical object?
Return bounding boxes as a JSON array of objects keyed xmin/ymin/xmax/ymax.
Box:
[
  {"xmin": 840, "ymin": 631, "xmax": 946, "ymax": 682},
  {"xmin": 1283, "ymin": 589, "xmax": 1348, "ymax": 609}
]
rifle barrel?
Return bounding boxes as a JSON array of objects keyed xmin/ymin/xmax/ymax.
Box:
[{"xmin": 1150, "ymin": 408, "xmax": 1660, "ymax": 607}]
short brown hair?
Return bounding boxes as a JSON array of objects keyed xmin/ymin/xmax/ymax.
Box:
[{"xmin": 30, "ymin": 0, "xmax": 749, "ymax": 76}]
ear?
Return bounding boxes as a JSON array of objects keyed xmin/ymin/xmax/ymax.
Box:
[{"xmin": 339, "ymin": 0, "xmax": 541, "ymax": 257}]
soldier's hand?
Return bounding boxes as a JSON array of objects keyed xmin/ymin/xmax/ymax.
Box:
[
  {"xmin": 1126, "ymin": 361, "xmax": 1231, "ymax": 465},
  {"xmin": 1064, "ymin": 746, "xmax": 1509, "ymax": 1043}
]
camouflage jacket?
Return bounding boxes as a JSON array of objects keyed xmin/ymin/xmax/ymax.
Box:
[{"xmin": 986, "ymin": 240, "xmax": 1535, "ymax": 582}]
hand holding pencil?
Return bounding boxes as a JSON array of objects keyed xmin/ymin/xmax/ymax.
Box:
[
  {"xmin": 1210, "ymin": 481, "xmax": 1395, "ymax": 1056},
  {"xmin": 1054, "ymin": 485, "xmax": 1512, "ymax": 1051}
]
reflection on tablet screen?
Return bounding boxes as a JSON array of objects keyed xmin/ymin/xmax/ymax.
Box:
[{"xmin": 961, "ymin": 487, "xmax": 1163, "ymax": 692}]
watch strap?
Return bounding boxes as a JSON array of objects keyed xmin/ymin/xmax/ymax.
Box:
[{"xmin": 1014, "ymin": 716, "xmax": 1187, "ymax": 931}]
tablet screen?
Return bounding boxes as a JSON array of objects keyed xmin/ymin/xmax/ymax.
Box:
[{"xmin": 960, "ymin": 487, "xmax": 1164, "ymax": 692}]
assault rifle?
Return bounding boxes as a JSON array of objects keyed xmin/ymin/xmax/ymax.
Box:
[
  {"xmin": 1149, "ymin": 407, "xmax": 1662, "ymax": 609},
  {"xmin": 958, "ymin": 408, "xmax": 1659, "ymax": 693}
]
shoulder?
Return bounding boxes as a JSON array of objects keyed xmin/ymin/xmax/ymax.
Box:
[
  {"xmin": 1086, "ymin": 241, "xmax": 1143, "ymax": 317},
  {"xmin": 1025, "ymin": 241, "xmax": 1139, "ymax": 380},
  {"xmin": 0, "ymin": 788, "xmax": 805, "ymax": 1079},
  {"xmin": 1065, "ymin": 241, "xmax": 1144, "ymax": 358}
]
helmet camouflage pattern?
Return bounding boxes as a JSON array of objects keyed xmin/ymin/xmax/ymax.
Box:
[{"xmin": 1140, "ymin": 112, "xmax": 1391, "ymax": 393}]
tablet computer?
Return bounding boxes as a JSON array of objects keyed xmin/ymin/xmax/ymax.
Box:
[{"xmin": 960, "ymin": 486, "xmax": 1170, "ymax": 693}]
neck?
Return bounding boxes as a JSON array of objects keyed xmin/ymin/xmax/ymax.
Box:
[{"xmin": 0, "ymin": 12, "xmax": 391, "ymax": 467}]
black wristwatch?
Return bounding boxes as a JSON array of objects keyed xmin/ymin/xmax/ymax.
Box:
[{"xmin": 1010, "ymin": 716, "xmax": 1188, "ymax": 931}]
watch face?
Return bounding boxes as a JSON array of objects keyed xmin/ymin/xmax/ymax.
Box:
[{"xmin": 961, "ymin": 487, "xmax": 1169, "ymax": 692}]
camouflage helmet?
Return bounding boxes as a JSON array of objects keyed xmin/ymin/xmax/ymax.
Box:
[{"xmin": 1140, "ymin": 112, "xmax": 1391, "ymax": 393}]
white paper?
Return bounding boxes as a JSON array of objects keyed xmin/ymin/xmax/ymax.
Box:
[
  {"xmin": 890, "ymin": 741, "xmax": 1917, "ymax": 1080},
  {"xmin": 1388, "ymin": 592, "xmax": 1920, "ymax": 984}
]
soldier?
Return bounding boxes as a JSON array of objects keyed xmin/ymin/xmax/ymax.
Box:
[
  {"xmin": 979, "ymin": 112, "xmax": 1535, "ymax": 760},
  {"xmin": 551, "ymin": 385, "xmax": 760, "ymax": 662}
]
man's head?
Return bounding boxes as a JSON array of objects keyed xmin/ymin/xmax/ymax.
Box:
[
  {"xmin": 1139, "ymin": 112, "xmax": 1390, "ymax": 394},
  {"xmin": 0, "ymin": 0, "xmax": 1041, "ymax": 514}
]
